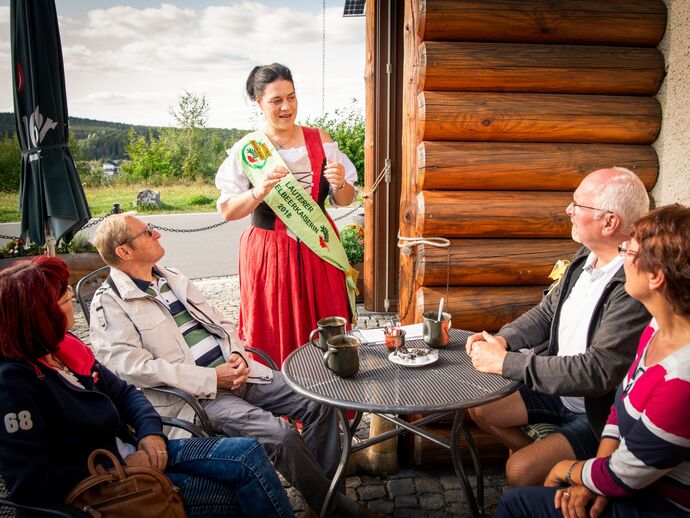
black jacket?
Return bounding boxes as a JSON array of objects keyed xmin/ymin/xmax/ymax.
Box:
[
  {"xmin": 0, "ymin": 334, "xmax": 163, "ymax": 505},
  {"xmin": 499, "ymin": 247, "xmax": 651, "ymax": 435}
]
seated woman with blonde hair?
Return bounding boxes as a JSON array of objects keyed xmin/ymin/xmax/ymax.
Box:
[
  {"xmin": 0, "ymin": 256, "xmax": 293, "ymax": 517},
  {"xmin": 497, "ymin": 204, "xmax": 690, "ymax": 518}
]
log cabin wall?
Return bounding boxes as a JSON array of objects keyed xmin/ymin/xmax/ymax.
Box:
[{"xmin": 399, "ymin": 0, "xmax": 666, "ymax": 330}]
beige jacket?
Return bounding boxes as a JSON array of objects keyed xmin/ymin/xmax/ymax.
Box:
[{"xmin": 89, "ymin": 265, "xmax": 273, "ymax": 436}]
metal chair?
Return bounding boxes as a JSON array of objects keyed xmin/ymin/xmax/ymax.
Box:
[{"xmin": 75, "ymin": 267, "xmax": 279, "ymax": 437}]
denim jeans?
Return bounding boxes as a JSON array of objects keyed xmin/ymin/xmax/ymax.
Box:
[
  {"xmin": 496, "ymin": 486, "xmax": 689, "ymax": 518},
  {"xmin": 165, "ymin": 436, "xmax": 293, "ymax": 518}
]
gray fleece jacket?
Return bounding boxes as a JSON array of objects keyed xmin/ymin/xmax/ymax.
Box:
[{"xmin": 498, "ymin": 246, "xmax": 650, "ymax": 435}]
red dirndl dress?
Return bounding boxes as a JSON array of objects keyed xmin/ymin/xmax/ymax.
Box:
[{"xmin": 238, "ymin": 127, "xmax": 351, "ymax": 367}]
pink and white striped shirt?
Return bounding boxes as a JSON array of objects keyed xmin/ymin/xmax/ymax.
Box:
[{"xmin": 581, "ymin": 320, "xmax": 690, "ymax": 513}]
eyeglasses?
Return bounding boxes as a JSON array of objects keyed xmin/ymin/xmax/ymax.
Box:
[
  {"xmin": 571, "ymin": 201, "xmax": 612, "ymax": 213},
  {"xmin": 618, "ymin": 241, "xmax": 638, "ymax": 257},
  {"xmin": 59, "ymin": 286, "xmax": 75, "ymax": 305},
  {"xmin": 120, "ymin": 223, "xmax": 154, "ymax": 246}
]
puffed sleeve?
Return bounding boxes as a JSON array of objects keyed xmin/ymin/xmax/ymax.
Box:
[
  {"xmin": 324, "ymin": 142, "xmax": 358, "ymax": 206},
  {"xmin": 215, "ymin": 142, "xmax": 251, "ymax": 210}
]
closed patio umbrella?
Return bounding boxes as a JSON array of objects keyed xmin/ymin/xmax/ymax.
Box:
[{"xmin": 11, "ymin": 0, "xmax": 91, "ymax": 252}]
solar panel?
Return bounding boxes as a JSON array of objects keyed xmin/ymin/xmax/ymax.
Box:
[{"xmin": 343, "ymin": 0, "xmax": 366, "ymax": 17}]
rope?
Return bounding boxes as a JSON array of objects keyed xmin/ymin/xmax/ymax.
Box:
[
  {"xmin": 396, "ymin": 233, "xmax": 451, "ymax": 322},
  {"xmin": 322, "ymin": 0, "xmax": 326, "ymax": 116},
  {"xmin": 331, "ymin": 160, "xmax": 390, "ymax": 222}
]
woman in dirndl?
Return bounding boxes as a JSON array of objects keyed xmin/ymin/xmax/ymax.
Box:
[{"xmin": 215, "ymin": 63, "xmax": 358, "ymax": 366}]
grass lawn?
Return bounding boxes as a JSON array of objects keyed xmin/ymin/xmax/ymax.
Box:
[{"xmin": 0, "ymin": 183, "xmax": 219, "ymax": 223}]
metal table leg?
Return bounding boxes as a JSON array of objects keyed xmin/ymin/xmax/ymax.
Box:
[
  {"xmin": 320, "ymin": 408, "xmax": 358, "ymax": 518},
  {"xmin": 450, "ymin": 410, "xmax": 484, "ymax": 518}
]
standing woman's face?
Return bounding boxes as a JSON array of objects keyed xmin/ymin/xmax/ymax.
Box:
[
  {"xmin": 257, "ymin": 79, "xmax": 297, "ymax": 130},
  {"xmin": 57, "ymin": 285, "xmax": 76, "ymax": 330}
]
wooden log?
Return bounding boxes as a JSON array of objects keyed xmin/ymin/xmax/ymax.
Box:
[
  {"xmin": 416, "ymin": 239, "xmax": 580, "ymax": 286},
  {"xmin": 417, "ymin": 142, "xmax": 658, "ymax": 191},
  {"xmin": 417, "ymin": 191, "xmax": 573, "ymax": 238},
  {"xmin": 417, "ymin": 42, "xmax": 664, "ymax": 95},
  {"xmin": 418, "ymin": 92, "xmax": 661, "ymax": 144},
  {"xmin": 417, "ymin": 0, "xmax": 667, "ymax": 46},
  {"xmin": 415, "ymin": 286, "xmax": 545, "ymax": 332}
]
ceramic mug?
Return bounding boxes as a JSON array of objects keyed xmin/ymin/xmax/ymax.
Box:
[
  {"xmin": 309, "ymin": 316, "xmax": 348, "ymax": 352},
  {"xmin": 422, "ymin": 311, "xmax": 452, "ymax": 348},
  {"xmin": 322, "ymin": 334, "xmax": 360, "ymax": 377}
]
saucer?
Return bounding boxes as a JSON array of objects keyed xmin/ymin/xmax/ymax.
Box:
[{"xmin": 388, "ymin": 347, "xmax": 439, "ymax": 368}]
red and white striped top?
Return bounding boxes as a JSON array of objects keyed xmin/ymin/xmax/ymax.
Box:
[{"xmin": 581, "ymin": 320, "xmax": 690, "ymax": 513}]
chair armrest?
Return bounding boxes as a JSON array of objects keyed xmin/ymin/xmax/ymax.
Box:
[
  {"xmin": 161, "ymin": 417, "xmax": 209, "ymax": 438},
  {"xmin": 147, "ymin": 386, "xmax": 214, "ymax": 435},
  {"xmin": 245, "ymin": 347, "xmax": 278, "ymax": 370}
]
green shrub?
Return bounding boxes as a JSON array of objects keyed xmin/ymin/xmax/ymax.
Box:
[
  {"xmin": 190, "ymin": 194, "xmax": 214, "ymax": 206},
  {"xmin": 0, "ymin": 231, "xmax": 95, "ymax": 258},
  {"xmin": 340, "ymin": 224, "xmax": 364, "ymax": 265},
  {"xmin": 305, "ymin": 101, "xmax": 364, "ymax": 186}
]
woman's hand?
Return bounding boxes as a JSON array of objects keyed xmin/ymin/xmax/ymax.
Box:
[
  {"xmin": 255, "ymin": 166, "xmax": 289, "ymax": 200},
  {"xmin": 555, "ymin": 486, "xmax": 608, "ymax": 518},
  {"xmin": 137, "ymin": 434, "xmax": 168, "ymax": 472},
  {"xmin": 323, "ymin": 161, "xmax": 346, "ymax": 191}
]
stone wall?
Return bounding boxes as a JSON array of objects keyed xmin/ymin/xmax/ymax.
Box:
[{"xmin": 654, "ymin": 0, "xmax": 690, "ymax": 206}]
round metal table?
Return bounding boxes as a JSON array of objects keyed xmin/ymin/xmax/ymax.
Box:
[{"xmin": 282, "ymin": 328, "xmax": 520, "ymax": 517}]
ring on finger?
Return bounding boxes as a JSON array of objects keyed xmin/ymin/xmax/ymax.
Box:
[{"xmin": 563, "ymin": 491, "xmax": 570, "ymax": 497}]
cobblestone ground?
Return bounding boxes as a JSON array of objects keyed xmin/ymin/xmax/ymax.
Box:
[{"xmin": 70, "ymin": 275, "xmax": 509, "ymax": 517}]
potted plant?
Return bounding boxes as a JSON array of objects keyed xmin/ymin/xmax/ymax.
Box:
[
  {"xmin": 340, "ymin": 223, "xmax": 364, "ymax": 300},
  {"xmin": 0, "ymin": 232, "xmax": 104, "ymax": 285}
]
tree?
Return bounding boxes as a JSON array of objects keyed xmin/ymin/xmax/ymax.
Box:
[
  {"xmin": 119, "ymin": 129, "xmax": 174, "ymax": 183},
  {"xmin": 164, "ymin": 91, "xmax": 226, "ymax": 181},
  {"xmin": 306, "ymin": 100, "xmax": 365, "ymax": 186},
  {"xmin": 170, "ymin": 90, "xmax": 209, "ymax": 129}
]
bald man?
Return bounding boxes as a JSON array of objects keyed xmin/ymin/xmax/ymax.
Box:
[{"xmin": 466, "ymin": 168, "xmax": 652, "ymax": 487}]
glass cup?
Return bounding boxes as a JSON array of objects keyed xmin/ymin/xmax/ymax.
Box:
[{"xmin": 384, "ymin": 329, "xmax": 406, "ymax": 351}]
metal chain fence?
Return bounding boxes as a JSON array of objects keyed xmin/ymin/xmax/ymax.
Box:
[{"xmin": 2, "ymin": 198, "xmax": 367, "ymax": 243}]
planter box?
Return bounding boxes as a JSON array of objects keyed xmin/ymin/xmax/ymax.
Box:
[{"xmin": 0, "ymin": 253, "xmax": 105, "ymax": 286}]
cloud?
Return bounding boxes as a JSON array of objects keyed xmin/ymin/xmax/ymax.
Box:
[{"xmin": 0, "ymin": 1, "xmax": 364, "ymax": 128}]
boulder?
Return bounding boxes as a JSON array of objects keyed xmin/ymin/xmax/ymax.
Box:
[{"xmin": 136, "ymin": 189, "xmax": 161, "ymax": 208}]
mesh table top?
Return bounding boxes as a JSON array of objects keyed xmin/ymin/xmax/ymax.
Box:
[{"xmin": 282, "ymin": 329, "xmax": 520, "ymax": 414}]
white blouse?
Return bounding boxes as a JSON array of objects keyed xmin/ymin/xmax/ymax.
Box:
[{"xmin": 215, "ymin": 140, "xmax": 358, "ymax": 210}]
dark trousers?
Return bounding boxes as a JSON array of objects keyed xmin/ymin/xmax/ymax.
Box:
[{"xmin": 496, "ymin": 486, "xmax": 689, "ymax": 518}]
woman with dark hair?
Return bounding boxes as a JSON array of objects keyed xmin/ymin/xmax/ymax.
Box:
[
  {"xmin": 215, "ymin": 62, "xmax": 359, "ymax": 366},
  {"xmin": 496, "ymin": 204, "xmax": 690, "ymax": 518},
  {"xmin": 0, "ymin": 256, "xmax": 293, "ymax": 517}
]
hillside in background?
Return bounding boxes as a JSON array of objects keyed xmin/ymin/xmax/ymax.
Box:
[{"xmin": 0, "ymin": 113, "xmax": 246, "ymax": 162}]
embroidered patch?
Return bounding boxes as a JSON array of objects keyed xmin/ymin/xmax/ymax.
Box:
[
  {"xmin": 241, "ymin": 140, "xmax": 270, "ymax": 169},
  {"xmin": 4, "ymin": 411, "xmax": 33, "ymax": 433}
]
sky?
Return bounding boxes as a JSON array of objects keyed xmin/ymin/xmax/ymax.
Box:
[{"xmin": 0, "ymin": 1, "xmax": 365, "ymax": 129}]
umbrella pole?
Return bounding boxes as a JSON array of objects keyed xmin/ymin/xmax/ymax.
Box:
[{"xmin": 45, "ymin": 219, "xmax": 56, "ymax": 257}]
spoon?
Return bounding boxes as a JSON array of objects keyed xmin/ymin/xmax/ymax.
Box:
[{"xmin": 437, "ymin": 297, "xmax": 444, "ymax": 322}]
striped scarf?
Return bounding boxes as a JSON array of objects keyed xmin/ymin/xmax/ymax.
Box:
[{"xmin": 145, "ymin": 276, "xmax": 225, "ymax": 368}]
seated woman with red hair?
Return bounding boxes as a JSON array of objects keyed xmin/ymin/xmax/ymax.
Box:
[
  {"xmin": 496, "ymin": 204, "xmax": 690, "ymax": 518},
  {"xmin": 0, "ymin": 256, "xmax": 293, "ymax": 517}
]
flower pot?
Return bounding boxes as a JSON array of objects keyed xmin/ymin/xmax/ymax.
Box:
[{"xmin": 0, "ymin": 253, "xmax": 105, "ymax": 286}]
